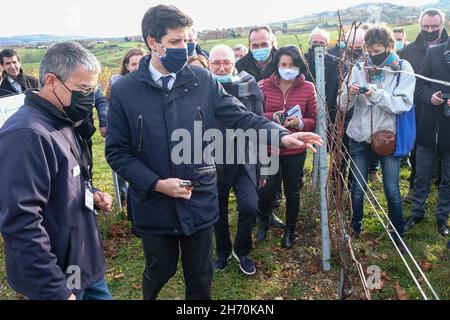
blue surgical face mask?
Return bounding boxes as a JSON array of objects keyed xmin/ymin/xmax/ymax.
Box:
[
  {"xmin": 338, "ymin": 41, "xmax": 346, "ymax": 49},
  {"xmin": 278, "ymin": 68, "xmax": 299, "ymax": 81},
  {"xmin": 394, "ymin": 41, "xmax": 405, "ymax": 51},
  {"xmin": 187, "ymin": 42, "xmax": 196, "ymax": 56},
  {"xmin": 156, "ymin": 44, "xmax": 188, "ymax": 73},
  {"xmin": 252, "ymin": 48, "xmax": 271, "ymax": 62},
  {"xmin": 215, "ymin": 74, "xmax": 233, "ymax": 83}
]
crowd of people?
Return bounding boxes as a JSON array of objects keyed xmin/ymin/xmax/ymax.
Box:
[{"xmin": 0, "ymin": 4, "xmax": 448, "ymax": 300}]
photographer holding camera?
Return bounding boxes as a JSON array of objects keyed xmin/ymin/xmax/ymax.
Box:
[
  {"xmin": 340, "ymin": 26, "xmax": 416, "ymax": 251},
  {"xmin": 405, "ymin": 38, "xmax": 450, "ymax": 237}
]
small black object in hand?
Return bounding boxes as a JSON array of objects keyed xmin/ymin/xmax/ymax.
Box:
[
  {"xmin": 179, "ymin": 181, "xmax": 194, "ymax": 188},
  {"xmin": 359, "ymin": 86, "xmax": 369, "ymax": 94},
  {"xmin": 441, "ymin": 93, "xmax": 450, "ymax": 102}
]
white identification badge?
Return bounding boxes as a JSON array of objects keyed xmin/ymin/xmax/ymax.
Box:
[
  {"xmin": 73, "ymin": 165, "xmax": 80, "ymax": 178},
  {"xmin": 85, "ymin": 187, "xmax": 94, "ymax": 211}
]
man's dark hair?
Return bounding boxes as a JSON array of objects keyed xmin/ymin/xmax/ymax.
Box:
[
  {"xmin": 141, "ymin": 5, "xmax": 193, "ymax": 50},
  {"xmin": 0, "ymin": 49, "xmax": 20, "ymax": 65},
  {"xmin": 274, "ymin": 45, "xmax": 307, "ymax": 77},
  {"xmin": 419, "ymin": 8, "xmax": 445, "ymax": 25},
  {"xmin": 392, "ymin": 28, "xmax": 405, "ymax": 34},
  {"xmin": 364, "ymin": 27, "xmax": 394, "ymax": 49},
  {"xmin": 248, "ymin": 25, "xmax": 273, "ymax": 44}
]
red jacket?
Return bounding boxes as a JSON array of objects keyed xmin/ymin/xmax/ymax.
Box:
[{"xmin": 262, "ymin": 73, "xmax": 317, "ymax": 156}]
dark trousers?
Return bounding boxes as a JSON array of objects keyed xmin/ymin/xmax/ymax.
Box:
[
  {"xmin": 215, "ymin": 165, "xmax": 258, "ymax": 258},
  {"xmin": 141, "ymin": 226, "xmax": 213, "ymax": 300},
  {"xmin": 411, "ymin": 145, "xmax": 450, "ymax": 222},
  {"xmin": 259, "ymin": 153, "xmax": 306, "ymax": 226}
]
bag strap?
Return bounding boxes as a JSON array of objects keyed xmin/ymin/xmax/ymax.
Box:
[
  {"xmin": 396, "ymin": 59, "xmax": 403, "ymax": 88},
  {"xmin": 371, "ymin": 104, "xmax": 373, "ymax": 137}
]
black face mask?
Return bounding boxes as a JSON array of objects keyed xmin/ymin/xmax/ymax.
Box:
[
  {"xmin": 53, "ymin": 77, "xmax": 95, "ymax": 123},
  {"xmin": 422, "ymin": 29, "xmax": 441, "ymax": 43},
  {"xmin": 369, "ymin": 51, "xmax": 389, "ymax": 66},
  {"xmin": 62, "ymin": 90, "xmax": 95, "ymax": 123},
  {"xmin": 351, "ymin": 48, "xmax": 363, "ymax": 60}
]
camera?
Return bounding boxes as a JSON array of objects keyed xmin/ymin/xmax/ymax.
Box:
[{"xmin": 359, "ymin": 86, "xmax": 369, "ymax": 94}]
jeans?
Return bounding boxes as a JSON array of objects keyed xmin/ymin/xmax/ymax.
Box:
[
  {"xmin": 349, "ymin": 139, "xmax": 404, "ymax": 236},
  {"xmin": 75, "ymin": 277, "xmax": 112, "ymax": 300},
  {"xmin": 411, "ymin": 145, "xmax": 450, "ymax": 222},
  {"xmin": 259, "ymin": 153, "xmax": 307, "ymax": 226},
  {"xmin": 215, "ymin": 165, "xmax": 258, "ymax": 258}
]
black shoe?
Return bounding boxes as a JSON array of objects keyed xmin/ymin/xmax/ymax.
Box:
[
  {"xmin": 405, "ymin": 216, "xmax": 423, "ymax": 231},
  {"xmin": 270, "ymin": 212, "xmax": 285, "ymax": 229},
  {"xmin": 256, "ymin": 221, "xmax": 269, "ymax": 241},
  {"xmin": 212, "ymin": 255, "xmax": 231, "ymax": 271},
  {"xmin": 232, "ymin": 250, "xmax": 256, "ymax": 275},
  {"xmin": 437, "ymin": 220, "xmax": 449, "ymax": 237},
  {"xmin": 282, "ymin": 225, "xmax": 295, "ymax": 249}
]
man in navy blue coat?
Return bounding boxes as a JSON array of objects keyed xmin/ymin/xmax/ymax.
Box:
[
  {"xmin": 106, "ymin": 4, "xmax": 322, "ymax": 300},
  {"xmin": 0, "ymin": 42, "xmax": 113, "ymax": 300}
]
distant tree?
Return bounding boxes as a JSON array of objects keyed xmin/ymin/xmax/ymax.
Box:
[{"xmin": 282, "ymin": 23, "xmax": 289, "ymax": 34}]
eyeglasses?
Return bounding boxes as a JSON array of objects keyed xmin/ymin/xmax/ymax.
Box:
[
  {"xmin": 210, "ymin": 60, "xmax": 233, "ymax": 68},
  {"xmin": 55, "ymin": 75, "xmax": 98, "ymax": 96}
]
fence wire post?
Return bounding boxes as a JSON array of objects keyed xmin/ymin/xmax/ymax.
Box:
[
  {"xmin": 112, "ymin": 170, "xmax": 122, "ymax": 212},
  {"xmin": 315, "ymin": 45, "xmax": 331, "ymax": 271}
]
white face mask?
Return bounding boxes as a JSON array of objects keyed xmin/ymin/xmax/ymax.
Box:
[{"xmin": 278, "ymin": 67, "xmax": 299, "ymax": 81}]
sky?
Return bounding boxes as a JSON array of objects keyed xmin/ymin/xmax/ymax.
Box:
[{"xmin": 0, "ymin": 0, "xmax": 437, "ymax": 38}]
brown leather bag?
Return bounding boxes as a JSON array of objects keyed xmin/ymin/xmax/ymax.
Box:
[{"xmin": 370, "ymin": 106, "xmax": 396, "ymax": 156}]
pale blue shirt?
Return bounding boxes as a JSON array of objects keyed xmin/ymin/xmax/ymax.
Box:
[
  {"xmin": 149, "ymin": 60, "xmax": 177, "ymax": 91},
  {"xmin": 7, "ymin": 76, "xmax": 23, "ymax": 93}
]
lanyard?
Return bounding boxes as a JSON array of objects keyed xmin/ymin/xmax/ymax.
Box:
[{"xmin": 60, "ymin": 128, "xmax": 92, "ymax": 184}]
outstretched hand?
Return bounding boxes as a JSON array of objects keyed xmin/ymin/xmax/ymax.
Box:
[{"xmin": 280, "ymin": 132, "xmax": 323, "ymax": 153}]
